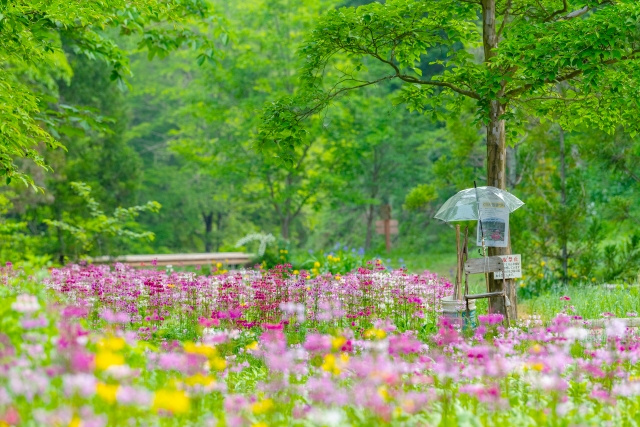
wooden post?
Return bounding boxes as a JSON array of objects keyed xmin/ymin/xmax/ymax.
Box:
[{"xmin": 384, "ymin": 219, "xmax": 391, "ymax": 253}]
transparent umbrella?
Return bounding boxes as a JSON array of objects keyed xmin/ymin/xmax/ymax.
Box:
[{"xmin": 434, "ymin": 186, "xmax": 524, "ymax": 222}]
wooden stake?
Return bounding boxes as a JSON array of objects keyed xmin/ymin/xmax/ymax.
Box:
[{"xmin": 384, "ymin": 219, "xmax": 391, "ymax": 253}]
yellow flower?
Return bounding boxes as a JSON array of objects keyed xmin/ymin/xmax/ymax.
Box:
[
  {"xmin": 97, "ymin": 337, "xmax": 126, "ymax": 352},
  {"xmin": 251, "ymin": 398, "xmax": 274, "ymax": 415},
  {"xmin": 537, "ymin": 273, "xmax": 544, "ymax": 279},
  {"xmin": 185, "ymin": 373, "xmax": 215, "ymax": 387},
  {"xmin": 378, "ymin": 385, "xmax": 390, "ymax": 401},
  {"xmin": 335, "ymin": 274, "xmax": 341, "ymax": 280},
  {"xmin": 167, "ymin": 283, "xmax": 176, "ymax": 288},
  {"xmin": 321, "ymin": 354, "xmax": 340, "ymax": 375},
  {"xmin": 210, "ymin": 356, "xmax": 227, "ymax": 371},
  {"xmin": 216, "ymin": 262, "xmax": 222, "ymax": 268},
  {"xmin": 68, "ymin": 416, "xmax": 81, "ymax": 427},
  {"xmin": 184, "ymin": 342, "xmax": 217, "ymax": 358},
  {"xmin": 364, "ymin": 329, "xmax": 386, "ymax": 340},
  {"xmin": 96, "ymin": 382, "xmax": 119, "ymax": 404},
  {"xmin": 293, "ymin": 270, "xmax": 299, "ymax": 275},
  {"xmin": 95, "ymin": 352, "xmax": 124, "ymax": 371},
  {"xmin": 313, "ymin": 261, "xmax": 320, "ymax": 268},
  {"xmin": 252, "ymin": 423, "xmax": 269, "ymax": 427},
  {"xmin": 331, "ymin": 336, "xmax": 346, "ymax": 351},
  {"xmin": 532, "ymin": 344, "xmax": 542, "ymax": 353},
  {"xmin": 540, "ymin": 261, "xmax": 546, "ymax": 267},
  {"xmin": 246, "ymin": 341, "xmax": 259, "ymax": 351},
  {"xmin": 591, "ymin": 278, "xmax": 596, "ymax": 282},
  {"xmin": 153, "ymin": 389, "xmax": 190, "ymax": 414},
  {"xmin": 340, "ymin": 353, "xmax": 349, "ymax": 363},
  {"xmin": 530, "ymin": 362, "xmax": 545, "ymax": 372}
]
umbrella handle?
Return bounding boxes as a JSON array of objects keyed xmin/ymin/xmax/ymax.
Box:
[{"xmin": 474, "ymin": 180, "xmax": 484, "ymax": 239}]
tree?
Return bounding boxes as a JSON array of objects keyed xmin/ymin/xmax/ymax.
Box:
[
  {"xmin": 44, "ymin": 182, "xmax": 160, "ymax": 259},
  {"xmin": 258, "ymin": 0, "xmax": 640, "ymax": 318},
  {"xmin": 0, "ymin": 0, "xmax": 219, "ymax": 188},
  {"xmin": 163, "ymin": 0, "xmax": 342, "ymax": 242}
]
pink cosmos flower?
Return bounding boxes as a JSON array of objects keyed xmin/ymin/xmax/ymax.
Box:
[
  {"xmin": 62, "ymin": 373, "xmax": 96, "ymax": 398},
  {"xmin": 303, "ymin": 334, "xmax": 332, "ymax": 353},
  {"xmin": 70, "ymin": 351, "xmax": 94, "ymax": 373}
]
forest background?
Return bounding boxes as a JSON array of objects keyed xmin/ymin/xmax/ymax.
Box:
[{"xmin": 1, "ymin": 0, "xmax": 639, "ymax": 296}]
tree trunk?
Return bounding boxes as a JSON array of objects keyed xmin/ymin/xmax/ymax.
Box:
[
  {"xmin": 215, "ymin": 212, "xmax": 223, "ymax": 252},
  {"xmin": 559, "ymin": 126, "xmax": 568, "ymax": 282},
  {"xmin": 365, "ymin": 204, "xmax": 374, "ymax": 250},
  {"xmin": 486, "ymin": 103, "xmax": 517, "ymax": 321},
  {"xmin": 202, "ymin": 211, "xmax": 213, "ymax": 252},
  {"xmin": 282, "ymin": 216, "xmax": 290, "ymax": 240},
  {"xmin": 483, "ymin": 0, "xmax": 517, "ymax": 321}
]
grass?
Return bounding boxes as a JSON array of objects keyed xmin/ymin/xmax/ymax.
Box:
[{"xmin": 520, "ymin": 283, "xmax": 640, "ymax": 320}]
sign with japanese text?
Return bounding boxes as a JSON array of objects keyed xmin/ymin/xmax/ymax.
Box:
[{"xmin": 494, "ymin": 254, "xmax": 522, "ymax": 279}]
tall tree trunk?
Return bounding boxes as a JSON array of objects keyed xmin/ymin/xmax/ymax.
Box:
[
  {"xmin": 215, "ymin": 212, "xmax": 223, "ymax": 252},
  {"xmin": 365, "ymin": 203, "xmax": 376, "ymax": 250},
  {"xmin": 282, "ymin": 215, "xmax": 290, "ymax": 240},
  {"xmin": 202, "ymin": 211, "xmax": 213, "ymax": 252},
  {"xmin": 483, "ymin": 0, "xmax": 517, "ymax": 320},
  {"xmin": 559, "ymin": 126, "xmax": 568, "ymax": 282}
]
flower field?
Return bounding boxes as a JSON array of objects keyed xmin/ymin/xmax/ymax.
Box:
[{"xmin": 2, "ymin": 262, "xmax": 640, "ymax": 426}]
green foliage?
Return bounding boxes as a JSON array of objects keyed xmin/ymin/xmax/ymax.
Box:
[
  {"xmin": 303, "ymin": 247, "xmax": 367, "ymax": 276},
  {"xmin": 43, "ymin": 182, "xmax": 160, "ymax": 258},
  {"xmin": 258, "ymin": 0, "xmax": 640, "ymax": 162},
  {"xmin": 0, "ymin": 0, "xmax": 220, "ymax": 187},
  {"xmin": 0, "ymin": 0, "xmax": 637, "ymax": 304},
  {"xmin": 602, "ymin": 234, "xmax": 640, "ymax": 283},
  {"xmin": 404, "ymin": 184, "xmax": 437, "ymax": 211},
  {"xmin": 523, "ymin": 283, "xmax": 640, "ymax": 321}
]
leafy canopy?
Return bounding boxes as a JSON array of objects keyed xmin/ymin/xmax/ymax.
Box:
[
  {"xmin": 0, "ymin": 0, "xmax": 221, "ymax": 188},
  {"xmin": 44, "ymin": 182, "xmax": 161, "ymax": 253},
  {"xmin": 258, "ymin": 0, "xmax": 640, "ymax": 164}
]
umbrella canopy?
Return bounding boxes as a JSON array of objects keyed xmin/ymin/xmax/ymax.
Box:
[{"xmin": 434, "ymin": 186, "xmax": 524, "ymax": 222}]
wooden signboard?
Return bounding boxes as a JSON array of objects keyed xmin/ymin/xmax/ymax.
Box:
[
  {"xmin": 375, "ymin": 219, "xmax": 398, "ymax": 235},
  {"xmin": 493, "ymin": 254, "xmax": 522, "ymax": 279}
]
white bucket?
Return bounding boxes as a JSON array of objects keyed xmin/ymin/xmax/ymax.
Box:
[{"xmin": 441, "ymin": 295, "xmax": 476, "ymax": 328}]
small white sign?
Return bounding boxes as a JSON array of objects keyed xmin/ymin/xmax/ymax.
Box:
[{"xmin": 494, "ymin": 254, "xmax": 522, "ymax": 279}]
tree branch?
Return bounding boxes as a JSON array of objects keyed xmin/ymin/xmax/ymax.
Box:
[
  {"xmin": 560, "ymin": 5, "xmax": 589, "ymax": 20},
  {"xmin": 367, "ymin": 50, "xmax": 481, "ymax": 99},
  {"xmin": 497, "ymin": 0, "xmax": 513, "ymax": 40},
  {"xmin": 506, "ymin": 49, "xmax": 640, "ymax": 98},
  {"xmin": 397, "ymin": 75, "xmax": 481, "ymax": 99},
  {"xmin": 543, "ymin": 0, "xmax": 568, "ymax": 22}
]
